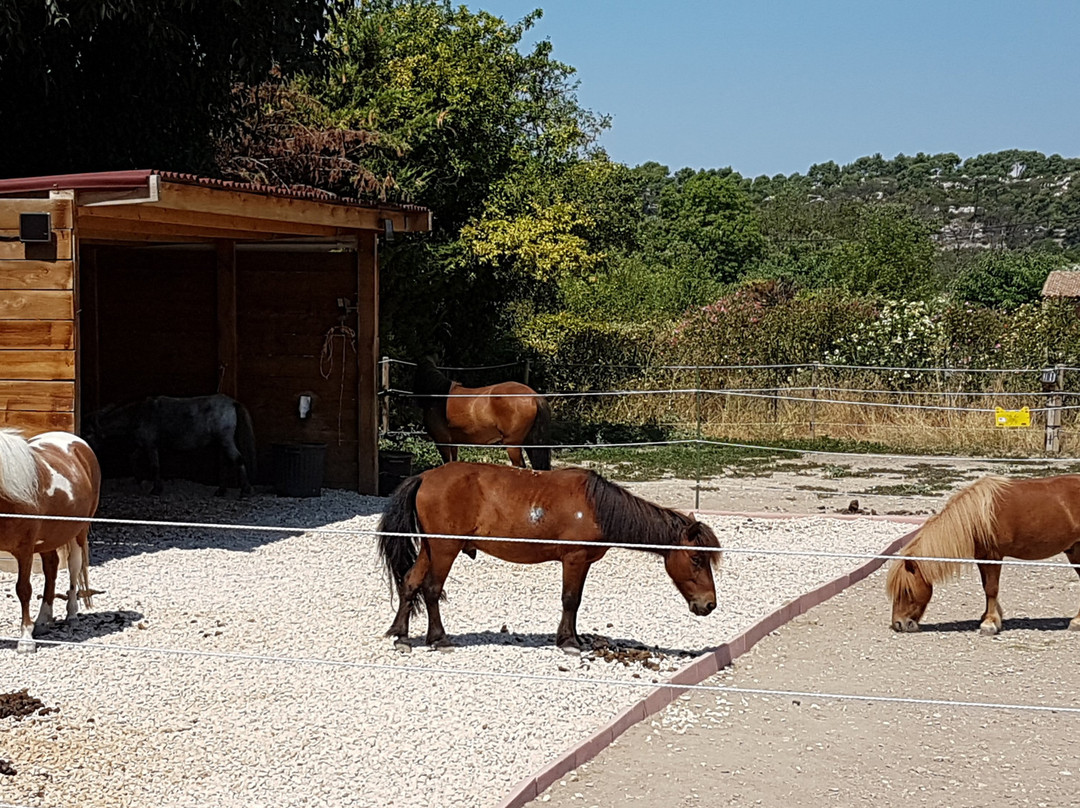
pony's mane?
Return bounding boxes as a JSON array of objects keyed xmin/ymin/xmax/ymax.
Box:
[
  {"xmin": 0, "ymin": 428, "xmax": 40, "ymax": 505},
  {"xmin": 584, "ymin": 471, "xmax": 721, "ymax": 567},
  {"xmin": 887, "ymin": 475, "xmax": 1009, "ymax": 598}
]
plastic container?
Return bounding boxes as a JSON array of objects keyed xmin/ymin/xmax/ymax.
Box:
[
  {"xmin": 272, "ymin": 442, "xmax": 326, "ymax": 498},
  {"xmin": 378, "ymin": 450, "xmax": 414, "ymax": 496}
]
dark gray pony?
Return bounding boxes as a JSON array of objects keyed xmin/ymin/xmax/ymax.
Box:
[{"xmin": 84, "ymin": 394, "xmax": 257, "ymax": 497}]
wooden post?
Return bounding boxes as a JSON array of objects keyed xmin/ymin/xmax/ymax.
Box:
[
  {"xmin": 356, "ymin": 232, "xmax": 380, "ymax": 494},
  {"xmin": 694, "ymin": 365, "xmax": 702, "ymax": 511},
  {"xmin": 810, "ymin": 362, "xmax": 819, "ymax": 441},
  {"xmin": 215, "ymin": 240, "xmax": 238, "ymax": 398},
  {"xmin": 523, "ymin": 358, "xmax": 531, "ymax": 386},
  {"xmin": 379, "ymin": 356, "xmax": 390, "ymax": 435},
  {"xmin": 1045, "ymin": 364, "xmax": 1064, "ymax": 454}
]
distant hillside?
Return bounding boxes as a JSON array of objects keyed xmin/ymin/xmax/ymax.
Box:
[{"xmin": 749, "ymin": 149, "xmax": 1080, "ymax": 252}]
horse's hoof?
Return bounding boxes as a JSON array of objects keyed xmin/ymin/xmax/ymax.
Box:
[
  {"xmin": 427, "ymin": 638, "xmax": 454, "ymax": 650},
  {"xmin": 979, "ymin": 621, "xmax": 1000, "ymax": 636},
  {"xmin": 393, "ymin": 640, "xmax": 413, "ymax": 654},
  {"xmin": 16, "ymin": 639, "xmax": 36, "ymax": 655},
  {"xmin": 559, "ymin": 644, "xmax": 581, "ymax": 656},
  {"xmin": 1068, "ymin": 618, "xmax": 1080, "ymax": 632}
]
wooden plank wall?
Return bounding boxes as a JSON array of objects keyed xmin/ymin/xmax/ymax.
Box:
[
  {"xmin": 0, "ymin": 199, "xmax": 76, "ymax": 434},
  {"xmin": 236, "ymin": 251, "xmax": 360, "ymax": 489},
  {"xmin": 81, "ymin": 246, "xmax": 219, "ymax": 481}
]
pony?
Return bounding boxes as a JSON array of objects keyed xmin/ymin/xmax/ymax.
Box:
[
  {"xmin": 0, "ymin": 429, "xmax": 99, "ymax": 653},
  {"xmin": 377, "ymin": 462, "xmax": 720, "ymax": 651},
  {"xmin": 412, "ymin": 357, "xmax": 552, "ymax": 470},
  {"xmin": 84, "ymin": 393, "xmax": 257, "ymax": 497},
  {"xmin": 888, "ymin": 473, "xmax": 1080, "ymax": 635}
]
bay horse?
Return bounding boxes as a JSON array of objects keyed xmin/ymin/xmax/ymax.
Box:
[
  {"xmin": 377, "ymin": 462, "xmax": 720, "ymax": 650},
  {"xmin": 413, "ymin": 357, "xmax": 552, "ymax": 470},
  {"xmin": 84, "ymin": 393, "xmax": 257, "ymax": 497},
  {"xmin": 888, "ymin": 473, "xmax": 1080, "ymax": 635},
  {"xmin": 0, "ymin": 429, "xmax": 100, "ymax": 653}
]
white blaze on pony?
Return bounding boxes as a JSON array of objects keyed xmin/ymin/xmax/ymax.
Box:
[{"xmin": 0, "ymin": 429, "xmax": 100, "ymax": 653}]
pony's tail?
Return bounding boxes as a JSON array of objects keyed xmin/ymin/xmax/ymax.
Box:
[
  {"xmin": 524, "ymin": 396, "xmax": 552, "ymax": 471},
  {"xmin": 377, "ymin": 474, "xmax": 424, "ymax": 615},
  {"xmin": 76, "ymin": 530, "xmax": 92, "ymax": 610},
  {"xmin": 234, "ymin": 402, "xmax": 258, "ymax": 481}
]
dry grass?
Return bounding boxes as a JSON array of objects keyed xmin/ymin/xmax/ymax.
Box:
[{"xmin": 552, "ymin": 369, "xmax": 1074, "ymax": 456}]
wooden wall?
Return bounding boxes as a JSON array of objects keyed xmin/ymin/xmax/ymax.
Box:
[
  {"xmin": 236, "ymin": 250, "xmax": 361, "ymax": 489},
  {"xmin": 0, "ymin": 198, "xmax": 76, "ymax": 435},
  {"xmin": 80, "ymin": 245, "xmax": 366, "ymax": 490}
]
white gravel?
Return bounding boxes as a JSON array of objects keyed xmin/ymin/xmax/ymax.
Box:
[{"xmin": 0, "ymin": 479, "xmax": 913, "ymax": 808}]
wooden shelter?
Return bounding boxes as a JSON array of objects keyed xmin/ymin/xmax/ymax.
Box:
[
  {"xmin": 0, "ymin": 170, "xmax": 431, "ymax": 493},
  {"xmin": 1041, "ymin": 269, "xmax": 1080, "ymax": 298}
]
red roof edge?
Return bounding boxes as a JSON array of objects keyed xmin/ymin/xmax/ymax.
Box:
[
  {"xmin": 0, "ymin": 169, "xmax": 428, "ymax": 213},
  {"xmin": 0, "ymin": 170, "xmax": 154, "ymax": 195}
]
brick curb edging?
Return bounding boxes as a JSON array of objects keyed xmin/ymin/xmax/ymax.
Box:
[{"xmin": 494, "ymin": 516, "xmax": 923, "ymax": 808}]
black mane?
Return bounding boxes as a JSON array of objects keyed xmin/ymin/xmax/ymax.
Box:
[
  {"xmin": 584, "ymin": 470, "xmax": 720, "ymax": 561},
  {"xmin": 413, "ymin": 358, "xmax": 454, "ymax": 413}
]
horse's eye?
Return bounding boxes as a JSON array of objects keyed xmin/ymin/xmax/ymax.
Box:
[{"xmin": 691, "ymin": 554, "xmax": 706, "ymax": 569}]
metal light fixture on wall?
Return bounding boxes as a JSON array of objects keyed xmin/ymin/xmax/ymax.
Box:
[{"xmin": 382, "ymin": 217, "xmax": 394, "ymax": 242}]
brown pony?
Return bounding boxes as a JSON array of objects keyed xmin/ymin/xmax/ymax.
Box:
[
  {"xmin": 413, "ymin": 357, "xmax": 552, "ymax": 469},
  {"xmin": 377, "ymin": 462, "xmax": 720, "ymax": 650},
  {"xmin": 888, "ymin": 473, "xmax": 1080, "ymax": 635},
  {"xmin": 0, "ymin": 429, "xmax": 100, "ymax": 653}
]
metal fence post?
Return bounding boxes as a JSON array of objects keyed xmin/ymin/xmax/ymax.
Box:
[{"xmin": 379, "ymin": 356, "xmax": 390, "ymax": 436}]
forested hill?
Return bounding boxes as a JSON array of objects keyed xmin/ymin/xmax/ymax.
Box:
[{"xmin": 748, "ymin": 150, "xmax": 1080, "ymax": 251}]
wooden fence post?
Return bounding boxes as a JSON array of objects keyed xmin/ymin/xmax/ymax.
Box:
[
  {"xmin": 379, "ymin": 356, "xmax": 390, "ymax": 436},
  {"xmin": 523, "ymin": 358, "xmax": 531, "ymax": 386},
  {"xmin": 1044, "ymin": 364, "xmax": 1064, "ymax": 454},
  {"xmin": 810, "ymin": 362, "xmax": 820, "ymax": 441}
]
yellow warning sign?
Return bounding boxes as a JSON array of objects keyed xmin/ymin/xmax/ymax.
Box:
[{"xmin": 994, "ymin": 407, "xmax": 1031, "ymax": 428}]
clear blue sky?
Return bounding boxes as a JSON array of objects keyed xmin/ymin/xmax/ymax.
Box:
[{"xmin": 476, "ymin": 0, "xmax": 1080, "ymax": 178}]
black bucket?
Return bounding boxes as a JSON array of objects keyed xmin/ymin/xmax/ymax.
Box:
[
  {"xmin": 378, "ymin": 450, "xmax": 414, "ymax": 496},
  {"xmin": 272, "ymin": 442, "xmax": 326, "ymax": 498}
]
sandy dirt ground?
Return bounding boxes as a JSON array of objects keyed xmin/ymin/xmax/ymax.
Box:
[{"xmin": 529, "ymin": 549, "xmax": 1080, "ymax": 808}]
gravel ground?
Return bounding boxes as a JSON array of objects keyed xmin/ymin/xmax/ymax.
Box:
[
  {"xmin": 530, "ymin": 558, "xmax": 1080, "ymax": 808},
  {"xmin": 0, "ymin": 476, "xmax": 912, "ymax": 808}
]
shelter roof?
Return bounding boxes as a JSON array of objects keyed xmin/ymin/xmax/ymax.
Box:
[
  {"xmin": 0, "ymin": 169, "xmax": 430, "ymax": 243},
  {"xmin": 1041, "ymin": 270, "xmax": 1080, "ymax": 298}
]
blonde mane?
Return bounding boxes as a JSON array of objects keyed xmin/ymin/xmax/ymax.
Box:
[
  {"xmin": 887, "ymin": 475, "xmax": 1009, "ymax": 598},
  {"xmin": 0, "ymin": 428, "xmax": 39, "ymax": 506}
]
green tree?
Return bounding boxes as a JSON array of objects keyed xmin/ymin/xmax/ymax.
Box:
[
  {"xmin": 655, "ymin": 170, "xmax": 764, "ymax": 284},
  {"xmin": 308, "ymin": 0, "xmax": 607, "ymax": 359},
  {"xmin": 951, "ymin": 250, "xmax": 1063, "ymax": 309},
  {"xmin": 0, "ymin": 0, "xmax": 335, "ymax": 176}
]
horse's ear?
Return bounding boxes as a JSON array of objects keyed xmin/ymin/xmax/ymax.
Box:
[{"xmin": 904, "ymin": 559, "xmax": 918, "ymax": 574}]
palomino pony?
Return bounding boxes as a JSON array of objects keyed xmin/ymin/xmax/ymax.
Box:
[
  {"xmin": 0, "ymin": 429, "xmax": 100, "ymax": 653},
  {"xmin": 412, "ymin": 357, "xmax": 552, "ymax": 470},
  {"xmin": 888, "ymin": 473, "xmax": 1080, "ymax": 635},
  {"xmin": 377, "ymin": 462, "xmax": 720, "ymax": 650},
  {"xmin": 84, "ymin": 393, "xmax": 257, "ymax": 497}
]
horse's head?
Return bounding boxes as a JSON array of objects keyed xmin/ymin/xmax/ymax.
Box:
[
  {"xmin": 664, "ymin": 520, "xmax": 720, "ymax": 617},
  {"xmin": 887, "ymin": 557, "xmax": 932, "ymax": 632},
  {"xmin": 412, "ymin": 355, "xmax": 453, "ymax": 403}
]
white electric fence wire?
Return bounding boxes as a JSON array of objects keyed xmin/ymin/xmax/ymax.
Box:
[
  {"xmin": 379, "ymin": 433, "xmax": 1080, "ymax": 465},
  {"xmin": 7, "ymin": 635, "xmax": 1080, "ymax": 718},
  {"xmin": 4, "ymin": 511, "xmax": 1080, "ymax": 572},
  {"xmin": 385, "ymin": 358, "xmax": 1072, "ymax": 374}
]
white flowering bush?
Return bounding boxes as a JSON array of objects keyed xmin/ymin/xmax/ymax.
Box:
[{"xmin": 824, "ymin": 299, "xmax": 947, "ymax": 373}]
